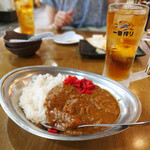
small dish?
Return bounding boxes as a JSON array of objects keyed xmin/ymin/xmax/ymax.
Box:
[
  {"xmin": 3, "ymin": 30, "xmax": 42, "ymax": 48},
  {"xmin": 53, "ymin": 32, "xmax": 84, "ymax": 44},
  {"xmin": 5, "ymin": 43, "xmax": 41, "ymax": 57},
  {"xmin": 79, "ymin": 40, "xmax": 146, "ymax": 58},
  {"xmin": 79, "ymin": 40, "xmax": 105, "ymax": 58}
]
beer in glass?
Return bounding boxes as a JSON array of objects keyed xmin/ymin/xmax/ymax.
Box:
[
  {"xmin": 14, "ymin": 0, "xmax": 35, "ymax": 34},
  {"xmin": 103, "ymin": 3, "xmax": 149, "ymax": 81}
]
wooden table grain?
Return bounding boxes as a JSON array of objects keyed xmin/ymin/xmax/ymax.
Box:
[{"xmin": 0, "ymin": 29, "xmax": 150, "ymax": 150}]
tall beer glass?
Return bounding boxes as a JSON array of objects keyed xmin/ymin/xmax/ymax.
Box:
[
  {"xmin": 103, "ymin": 3, "xmax": 149, "ymax": 81},
  {"xmin": 14, "ymin": 0, "xmax": 35, "ymax": 34}
]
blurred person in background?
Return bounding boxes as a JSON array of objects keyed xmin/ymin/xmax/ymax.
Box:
[{"xmin": 41, "ymin": 0, "xmax": 127, "ymax": 30}]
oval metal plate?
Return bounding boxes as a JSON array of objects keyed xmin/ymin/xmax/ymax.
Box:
[{"xmin": 0, "ymin": 66, "xmax": 141, "ymax": 141}]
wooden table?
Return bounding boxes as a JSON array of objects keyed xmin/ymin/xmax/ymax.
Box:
[{"xmin": 0, "ymin": 29, "xmax": 150, "ymax": 150}]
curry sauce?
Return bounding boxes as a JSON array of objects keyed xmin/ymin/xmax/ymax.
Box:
[{"xmin": 44, "ymin": 84, "xmax": 120, "ymax": 135}]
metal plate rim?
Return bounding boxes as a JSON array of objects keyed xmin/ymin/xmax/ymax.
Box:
[{"xmin": 0, "ymin": 66, "xmax": 142, "ymax": 141}]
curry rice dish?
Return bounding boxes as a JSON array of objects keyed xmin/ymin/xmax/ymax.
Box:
[{"xmin": 19, "ymin": 74, "xmax": 120, "ymax": 135}]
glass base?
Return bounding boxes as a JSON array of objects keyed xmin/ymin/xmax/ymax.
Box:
[
  {"xmin": 102, "ymin": 68, "xmax": 130, "ymax": 88},
  {"xmin": 117, "ymin": 78, "xmax": 130, "ymax": 88},
  {"xmin": 103, "ymin": 70, "xmax": 149, "ymax": 89}
]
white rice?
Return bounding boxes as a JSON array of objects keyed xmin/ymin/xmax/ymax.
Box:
[{"xmin": 19, "ymin": 73, "xmax": 65, "ymax": 123}]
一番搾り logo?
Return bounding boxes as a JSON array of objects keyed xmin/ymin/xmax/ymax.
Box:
[{"xmin": 113, "ymin": 21, "xmax": 134, "ymax": 37}]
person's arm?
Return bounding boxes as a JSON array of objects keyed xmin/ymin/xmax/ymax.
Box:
[
  {"xmin": 45, "ymin": 5, "xmax": 73, "ymax": 30},
  {"xmin": 54, "ymin": 10, "xmax": 73, "ymax": 30},
  {"xmin": 45, "ymin": 5, "xmax": 57, "ymax": 28}
]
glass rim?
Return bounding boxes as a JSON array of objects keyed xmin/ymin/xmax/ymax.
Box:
[{"xmin": 109, "ymin": 3, "xmax": 149, "ymax": 10}]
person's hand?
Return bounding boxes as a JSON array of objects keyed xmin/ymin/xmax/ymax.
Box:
[{"xmin": 53, "ymin": 10, "xmax": 74, "ymax": 30}]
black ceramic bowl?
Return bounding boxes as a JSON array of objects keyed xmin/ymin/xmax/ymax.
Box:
[
  {"xmin": 5, "ymin": 43, "xmax": 41, "ymax": 57},
  {"xmin": 3, "ymin": 30, "xmax": 42, "ymax": 48}
]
